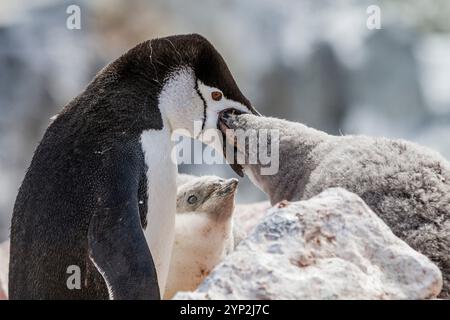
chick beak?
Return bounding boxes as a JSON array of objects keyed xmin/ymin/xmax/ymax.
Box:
[
  {"xmin": 217, "ymin": 178, "xmax": 239, "ymax": 196},
  {"xmin": 226, "ymin": 178, "xmax": 239, "ymax": 191},
  {"xmin": 218, "ymin": 109, "xmax": 246, "ymax": 177}
]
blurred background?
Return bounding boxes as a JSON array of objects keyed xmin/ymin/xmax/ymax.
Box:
[{"xmin": 1, "ymin": 0, "xmax": 450, "ymax": 241}]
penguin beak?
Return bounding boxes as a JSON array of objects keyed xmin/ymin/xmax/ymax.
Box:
[
  {"xmin": 217, "ymin": 109, "xmax": 246, "ymax": 177},
  {"xmin": 216, "ymin": 178, "xmax": 239, "ymax": 196},
  {"xmin": 225, "ymin": 178, "xmax": 239, "ymax": 191},
  {"xmin": 249, "ymin": 106, "xmax": 262, "ymax": 116}
]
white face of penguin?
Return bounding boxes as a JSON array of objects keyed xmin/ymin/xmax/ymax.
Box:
[
  {"xmin": 196, "ymin": 82, "xmax": 252, "ymax": 134},
  {"xmin": 160, "ymin": 67, "xmax": 251, "ymax": 139}
]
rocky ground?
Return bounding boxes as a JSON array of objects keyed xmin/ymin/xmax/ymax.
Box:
[
  {"xmin": 0, "ymin": 188, "xmax": 444, "ymax": 300},
  {"xmin": 175, "ymin": 188, "xmax": 443, "ymax": 299}
]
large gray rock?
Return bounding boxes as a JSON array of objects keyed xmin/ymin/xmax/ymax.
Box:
[
  {"xmin": 174, "ymin": 188, "xmax": 443, "ymax": 300},
  {"xmin": 234, "ymin": 201, "xmax": 271, "ymax": 234}
]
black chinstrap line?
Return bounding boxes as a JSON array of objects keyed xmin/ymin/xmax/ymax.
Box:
[{"xmin": 194, "ymin": 81, "xmax": 208, "ymax": 133}]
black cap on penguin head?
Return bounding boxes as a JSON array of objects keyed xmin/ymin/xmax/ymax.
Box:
[{"xmin": 190, "ymin": 34, "xmax": 260, "ymax": 116}]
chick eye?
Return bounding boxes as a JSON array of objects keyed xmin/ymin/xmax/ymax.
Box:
[
  {"xmin": 187, "ymin": 195, "xmax": 198, "ymax": 204},
  {"xmin": 211, "ymin": 91, "xmax": 222, "ymax": 101}
]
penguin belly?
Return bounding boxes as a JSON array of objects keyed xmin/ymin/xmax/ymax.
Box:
[{"xmin": 141, "ymin": 124, "xmax": 177, "ymax": 297}]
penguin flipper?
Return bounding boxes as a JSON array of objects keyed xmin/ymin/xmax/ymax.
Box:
[{"xmin": 87, "ymin": 205, "xmax": 160, "ymax": 300}]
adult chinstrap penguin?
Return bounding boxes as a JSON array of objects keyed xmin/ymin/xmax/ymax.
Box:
[{"xmin": 9, "ymin": 34, "xmax": 258, "ymax": 300}]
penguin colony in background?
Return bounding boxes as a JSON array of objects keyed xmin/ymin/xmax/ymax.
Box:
[
  {"xmin": 219, "ymin": 112, "xmax": 450, "ymax": 298},
  {"xmin": 9, "ymin": 34, "xmax": 258, "ymax": 300}
]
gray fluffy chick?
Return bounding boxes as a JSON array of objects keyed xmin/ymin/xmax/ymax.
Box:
[{"xmin": 221, "ymin": 113, "xmax": 450, "ymax": 298}]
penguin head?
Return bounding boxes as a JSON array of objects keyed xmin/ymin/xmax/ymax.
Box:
[
  {"xmin": 157, "ymin": 34, "xmax": 259, "ymax": 136},
  {"xmin": 176, "ymin": 175, "xmax": 238, "ymax": 222},
  {"xmin": 193, "ymin": 37, "xmax": 260, "ymax": 132},
  {"xmin": 114, "ymin": 34, "xmax": 258, "ymax": 176}
]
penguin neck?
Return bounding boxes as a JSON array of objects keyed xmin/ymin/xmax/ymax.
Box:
[
  {"xmin": 157, "ymin": 67, "xmax": 203, "ymax": 136},
  {"xmin": 242, "ymin": 122, "xmax": 330, "ymax": 205}
]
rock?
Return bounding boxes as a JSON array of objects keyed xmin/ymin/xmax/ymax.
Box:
[
  {"xmin": 234, "ymin": 201, "xmax": 271, "ymax": 234},
  {"xmin": 174, "ymin": 188, "xmax": 443, "ymax": 300}
]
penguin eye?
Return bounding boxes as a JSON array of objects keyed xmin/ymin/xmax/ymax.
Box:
[
  {"xmin": 187, "ymin": 195, "xmax": 198, "ymax": 204},
  {"xmin": 211, "ymin": 91, "xmax": 223, "ymax": 101}
]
